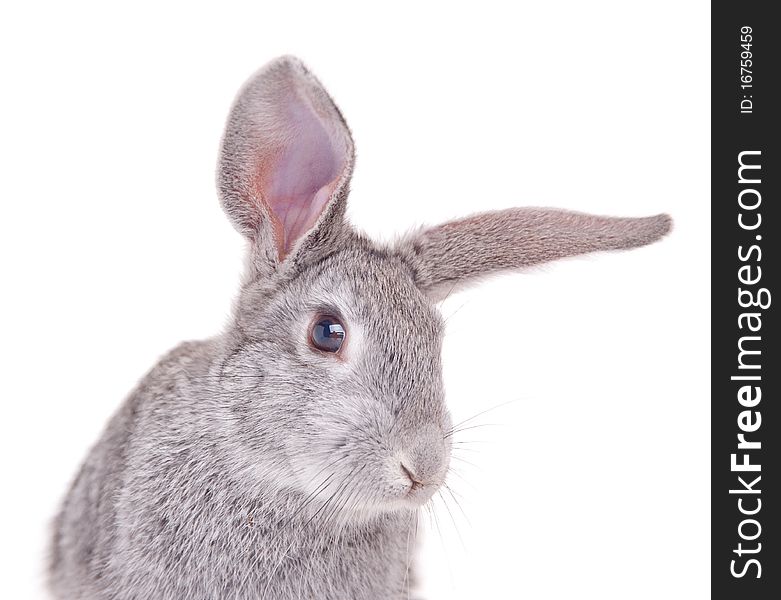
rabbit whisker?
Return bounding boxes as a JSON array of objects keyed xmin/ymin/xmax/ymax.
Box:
[
  {"xmin": 444, "ymin": 422, "xmax": 502, "ymax": 439},
  {"xmin": 446, "ymin": 398, "xmax": 521, "ymax": 434},
  {"xmin": 436, "ymin": 490, "xmax": 467, "ymax": 552}
]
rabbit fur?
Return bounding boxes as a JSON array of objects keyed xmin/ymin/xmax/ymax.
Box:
[{"xmin": 48, "ymin": 56, "xmax": 671, "ymax": 600}]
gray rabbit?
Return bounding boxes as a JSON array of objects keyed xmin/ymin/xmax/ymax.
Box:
[{"xmin": 48, "ymin": 56, "xmax": 671, "ymax": 599}]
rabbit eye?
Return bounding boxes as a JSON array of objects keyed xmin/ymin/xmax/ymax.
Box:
[{"xmin": 310, "ymin": 316, "xmax": 346, "ymax": 353}]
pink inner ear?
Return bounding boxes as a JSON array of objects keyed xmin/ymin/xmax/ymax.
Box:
[{"xmin": 261, "ymin": 96, "xmax": 344, "ymax": 256}]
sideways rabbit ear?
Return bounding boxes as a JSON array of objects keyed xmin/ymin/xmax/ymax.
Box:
[
  {"xmin": 400, "ymin": 208, "xmax": 672, "ymax": 301},
  {"xmin": 217, "ymin": 56, "xmax": 354, "ymax": 274}
]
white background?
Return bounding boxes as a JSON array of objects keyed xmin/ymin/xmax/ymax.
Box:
[{"xmin": 0, "ymin": 1, "xmax": 710, "ymax": 598}]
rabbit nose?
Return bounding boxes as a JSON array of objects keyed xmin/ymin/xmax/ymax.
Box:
[
  {"xmin": 400, "ymin": 462, "xmax": 425, "ymax": 491},
  {"xmin": 398, "ymin": 425, "xmax": 449, "ymax": 488}
]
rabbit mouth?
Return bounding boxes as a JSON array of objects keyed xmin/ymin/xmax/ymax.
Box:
[
  {"xmin": 387, "ymin": 482, "xmax": 440, "ymax": 510},
  {"xmin": 403, "ymin": 482, "xmax": 439, "ymax": 506}
]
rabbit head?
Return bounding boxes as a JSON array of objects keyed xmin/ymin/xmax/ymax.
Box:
[{"xmin": 214, "ymin": 56, "xmax": 671, "ymax": 519}]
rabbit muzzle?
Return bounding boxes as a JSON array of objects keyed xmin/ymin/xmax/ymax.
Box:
[{"xmin": 393, "ymin": 424, "xmax": 451, "ymax": 506}]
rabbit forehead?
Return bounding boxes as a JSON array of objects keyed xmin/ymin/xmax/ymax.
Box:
[{"xmin": 300, "ymin": 246, "xmax": 444, "ymax": 339}]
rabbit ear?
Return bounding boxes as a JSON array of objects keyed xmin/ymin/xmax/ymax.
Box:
[
  {"xmin": 401, "ymin": 208, "xmax": 672, "ymax": 301},
  {"xmin": 218, "ymin": 56, "xmax": 354, "ymax": 273}
]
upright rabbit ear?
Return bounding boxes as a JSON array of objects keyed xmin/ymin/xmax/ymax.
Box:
[
  {"xmin": 217, "ymin": 56, "xmax": 354, "ymax": 274},
  {"xmin": 400, "ymin": 208, "xmax": 672, "ymax": 301}
]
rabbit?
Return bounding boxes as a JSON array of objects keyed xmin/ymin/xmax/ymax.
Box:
[{"xmin": 48, "ymin": 55, "xmax": 671, "ymax": 600}]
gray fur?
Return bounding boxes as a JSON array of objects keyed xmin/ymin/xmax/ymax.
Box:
[{"xmin": 49, "ymin": 56, "xmax": 671, "ymax": 599}]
